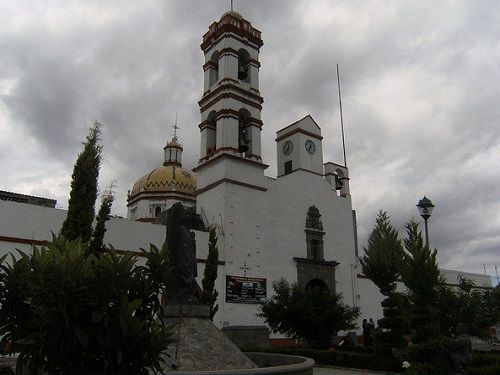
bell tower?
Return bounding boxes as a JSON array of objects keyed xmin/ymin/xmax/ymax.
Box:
[{"xmin": 195, "ymin": 10, "xmax": 268, "ymax": 193}]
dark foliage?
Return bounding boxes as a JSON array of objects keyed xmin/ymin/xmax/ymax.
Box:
[
  {"xmin": 259, "ymin": 279, "xmax": 359, "ymax": 348},
  {"xmin": 201, "ymin": 227, "xmax": 219, "ymax": 320},
  {"xmin": 401, "ymin": 220, "xmax": 444, "ymax": 375},
  {"xmin": 360, "ymin": 211, "xmax": 407, "ymax": 370},
  {"xmin": 0, "ymin": 366, "xmax": 15, "ymax": 375},
  {"xmin": 0, "ymin": 236, "xmax": 174, "ymax": 375},
  {"xmin": 436, "ymin": 276, "xmax": 499, "ymax": 339},
  {"xmin": 60, "ymin": 122, "xmax": 102, "ymax": 243},
  {"xmin": 360, "ymin": 211, "xmax": 404, "ymax": 295},
  {"xmin": 251, "ymin": 347, "xmax": 500, "ymax": 375},
  {"xmin": 88, "ymin": 188, "xmax": 114, "ymax": 257},
  {"xmin": 470, "ymin": 351, "xmax": 500, "ymax": 375}
]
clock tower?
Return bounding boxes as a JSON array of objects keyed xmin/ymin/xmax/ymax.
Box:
[{"xmin": 276, "ymin": 115, "xmax": 324, "ymax": 177}]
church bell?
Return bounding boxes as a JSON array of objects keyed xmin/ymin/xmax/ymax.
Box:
[
  {"xmin": 238, "ymin": 66, "xmax": 248, "ymax": 80},
  {"xmin": 335, "ymin": 175, "xmax": 344, "ymax": 190},
  {"xmin": 238, "ymin": 138, "xmax": 249, "ymax": 153}
]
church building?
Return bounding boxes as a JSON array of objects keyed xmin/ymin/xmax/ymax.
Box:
[{"xmin": 127, "ymin": 10, "xmax": 359, "ymax": 332}]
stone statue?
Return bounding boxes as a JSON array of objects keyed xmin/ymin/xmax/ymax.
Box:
[
  {"xmin": 165, "ymin": 202, "xmax": 199, "ymax": 305},
  {"xmin": 442, "ymin": 322, "xmax": 472, "ymax": 375}
]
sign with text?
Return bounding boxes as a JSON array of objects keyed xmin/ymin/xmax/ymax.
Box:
[{"xmin": 225, "ymin": 275, "xmax": 267, "ymax": 304}]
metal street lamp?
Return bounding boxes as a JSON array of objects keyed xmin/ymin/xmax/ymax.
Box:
[{"xmin": 416, "ymin": 196, "xmax": 435, "ymax": 247}]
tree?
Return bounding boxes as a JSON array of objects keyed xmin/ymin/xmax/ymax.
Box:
[
  {"xmin": 401, "ymin": 220, "xmax": 444, "ymax": 375},
  {"xmin": 200, "ymin": 227, "xmax": 219, "ymax": 320},
  {"xmin": 60, "ymin": 122, "xmax": 102, "ymax": 243},
  {"xmin": 88, "ymin": 187, "xmax": 114, "ymax": 257},
  {"xmin": 259, "ymin": 279, "xmax": 359, "ymax": 348},
  {"xmin": 360, "ymin": 211, "xmax": 404, "ymax": 295},
  {"xmin": 360, "ymin": 211, "xmax": 407, "ymax": 370},
  {"xmin": 436, "ymin": 276, "xmax": 499, "ymax": 339}
]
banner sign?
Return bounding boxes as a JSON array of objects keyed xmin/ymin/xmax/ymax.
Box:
[{"xmin": 225, "ymin": 275, "xmax": 267, "ymax": 304}]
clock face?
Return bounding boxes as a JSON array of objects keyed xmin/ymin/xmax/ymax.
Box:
[
  {"xmin": 282, "ymin": 140, "xmax": 293, "ymax": 155},
  {"xmin": 305, "ymin": 139, "xmax": 316, "ymax": 155}
]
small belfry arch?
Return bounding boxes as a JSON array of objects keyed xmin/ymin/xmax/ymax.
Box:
[
  {"xmin": 205, "ymin": 110, "xmax": 217, "ymax": 156},
  {"xmin": 238, "ymin": 108, "xmax": 252, "ymax": 155},
  {"xmin": 237, "ymin": 48, "xmax": 251, "ymax": 83},
  {"xmin": 209, "ymin": 50, "xmax": 219, "ymax": 86}
]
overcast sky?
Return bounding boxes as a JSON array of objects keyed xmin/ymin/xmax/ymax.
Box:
[{"xmin": 1, "ymin": 0, "xmax": 499, "ymax": 281}]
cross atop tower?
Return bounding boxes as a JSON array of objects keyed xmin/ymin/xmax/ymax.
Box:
[{"xmin": 172, "ymin": 112, "xmax": 179, "ymax": 140}]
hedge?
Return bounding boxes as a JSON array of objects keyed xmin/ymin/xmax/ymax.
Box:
[{"xmin": 249, "ymin": 347, "xmax": 500, "ymax": 375}]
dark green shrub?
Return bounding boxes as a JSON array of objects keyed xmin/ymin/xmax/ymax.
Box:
[
  {"xmin": 469, "ymin": 351, "xmax": 500, "ymax": 375},
  {"xmin": 259, "ymin": 279, "xmax": 359, "ymax": 348},
  {"xmin": 0, "ymin": 235, "xmax": 174, "ymax": 375},
  {"xmin": 0, "ymin": 366, "xmax": 15, "ymax": 375}
]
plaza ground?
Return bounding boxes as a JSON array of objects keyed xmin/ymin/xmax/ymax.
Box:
[{"xmin": 315, "ymin": 366, "xmax": 393, "ymax": 375}]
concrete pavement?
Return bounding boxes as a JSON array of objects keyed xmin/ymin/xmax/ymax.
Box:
[{"xmin": 314, "ymin": 366, "xmax": 395, "ymax": 375}]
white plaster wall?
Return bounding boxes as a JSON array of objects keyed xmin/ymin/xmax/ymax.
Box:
[
  {"xmin": 196, "ymin": 166, "xmax": 358, "ymax": 329},
  {"xmin": 441, "ymin": 268, "xmax": 492, "ymax": 287},
  {"xmin": 196, "ymin": 157, "xmax": 267, "ymax": 191},
  {"xmin": 0, "ymin": 200, "xmax": 209, "ymax": 277},
  {"xmin": 355, "ymin": 270, "xmax": 492, "ymax": 335}
]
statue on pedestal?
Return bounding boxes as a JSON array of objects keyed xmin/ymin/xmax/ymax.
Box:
[{"xmin": 165, "ymin": 202, "xmax": 199, "ymax": 305}]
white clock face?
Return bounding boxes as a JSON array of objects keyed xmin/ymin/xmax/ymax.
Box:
[
  {"xmin": 282, "ymin": 140, "xmax": 293, "ymax": 155},
  {"xmin": 305, "ymin": 140, "xmax": 316, "ymax": 155}
]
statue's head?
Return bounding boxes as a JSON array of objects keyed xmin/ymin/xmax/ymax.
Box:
[
  {"xmin": 182, "ymin": 206, "xmax": 197, "ymax": 229},
  {"xmin": 167, "ymin": 202, "xmax": 185, "ymax": 226}
]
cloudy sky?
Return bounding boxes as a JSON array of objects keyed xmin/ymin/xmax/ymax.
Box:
[{"xmin": 1, "ymin": 0, "xmax": 499, "ymax": 281}]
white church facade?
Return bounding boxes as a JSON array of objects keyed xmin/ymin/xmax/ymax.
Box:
[{"xmin": 0, "ymin": 10, "xmax": 492, "ymax": 343}]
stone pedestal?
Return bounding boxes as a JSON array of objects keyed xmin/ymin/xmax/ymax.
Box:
[
  {"xmin": 162, "ymin": 305, "xmax": 257, "ymax": 371},
  {"xmin": 221, "ymin": 326, "xmax": 270, "ymax": 349}
]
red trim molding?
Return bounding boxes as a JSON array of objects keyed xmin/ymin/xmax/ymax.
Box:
[
  {"xmin": 277, "ymin": 167, "xmax": 324, "ymax": 178},
  {"xmin": 0, "ymin": 236, "xmax": 226, "ymax": 266},
  {"xmin": 199, "ymin": 82, "xmax": 264, "ymax": 108},
  {"xmin": 195, "ymin": 151, "xmax": 268, "ymax": 171},
  {"xmin": 201, "ymin": 15, "xmax": 263, "ymax": 52},
  {"xmin": 275, "ymin": 128, "xmax": 323, "ymax": 142},
  {"xmin": 195, "ymin": 177, "xmax": 267, "ymax": 195},
  {"xmin": 0, "ymin": 235, "xmax": 46, "ymax": 246}
]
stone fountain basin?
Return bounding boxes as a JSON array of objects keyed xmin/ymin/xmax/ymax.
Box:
[{"xmin": 166, "ymin": 352, "xmax": 314, "ymax": 375}]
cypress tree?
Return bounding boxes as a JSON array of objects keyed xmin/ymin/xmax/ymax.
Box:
[
  {"xmin": 88, "ymin": 188, "xmax": 114, "ymax": 257},
  {"xmin": 360, "ymin": 211, "xmax": 407, "ymax": 370},
  {"xmin": 401, "ymin": 220, "xmax": 444, "ymax": 374},
  {"xmin": 201, "ymin": 227, "xmax": 219, "ymax": 320},
  {"xmin": 60, "ymin": 122, "xmax": 102, "ymax": 243}
]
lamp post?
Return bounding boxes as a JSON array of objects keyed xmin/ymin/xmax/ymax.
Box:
[{"xmin": 416, "ymin": 196, "xmax": 435, "ymax": 247}]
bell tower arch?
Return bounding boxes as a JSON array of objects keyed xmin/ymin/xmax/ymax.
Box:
[{"xmin": 195, "ymin": 11, "xmax": 268, "ymax": 194}]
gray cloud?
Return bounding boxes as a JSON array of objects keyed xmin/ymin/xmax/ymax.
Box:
[{"xmin": 1, "ymin": 0, "xmax": 499, "ymax": 279}]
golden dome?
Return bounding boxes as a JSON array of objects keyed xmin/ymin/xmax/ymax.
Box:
[
  {"xmin": 221, "ymin": 10, "xmax": 243, "ymax": 20},
  {"xmin": 130, "ymin": 165, "xmax": 196, "ymax": 196}
]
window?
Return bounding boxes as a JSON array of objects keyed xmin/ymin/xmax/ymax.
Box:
[
  {"xmin": 154, "ymin": 206, "xmax": 162, "ymax": 218},
  {"xmin": 284, "ymin": 161, "xmax": 292, "ymax": 175}
]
